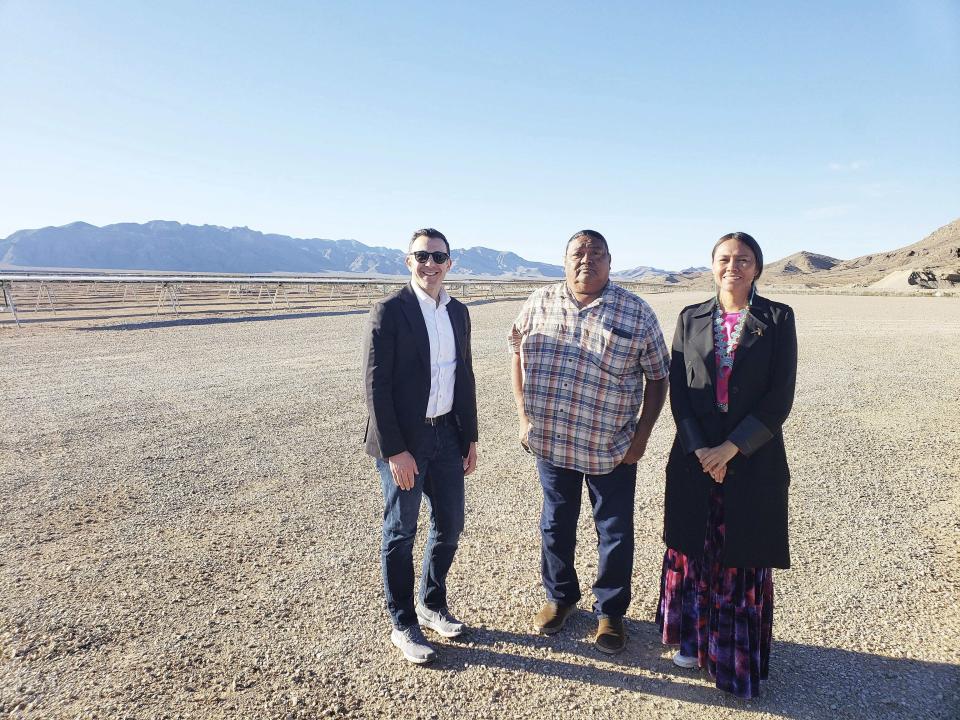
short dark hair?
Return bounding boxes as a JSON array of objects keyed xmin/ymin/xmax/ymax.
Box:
[
  {"xmin": 712, "ymin": 231, "xmax": 764, "ymax": 280},
  {"xmin": 565, "ymin": 229, "xmax": 609, "ymax": 256},
  {"xmin": 409, "ymin": 228, "xmax": 450, "ymax": 254}
]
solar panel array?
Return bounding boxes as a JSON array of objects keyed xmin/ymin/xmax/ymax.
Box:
[{"xmin": 0, "ymin": 273, "xmax": 675, "ymax": 327}]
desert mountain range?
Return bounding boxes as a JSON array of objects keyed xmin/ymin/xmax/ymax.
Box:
[
  {"xmin": 0, "ymin": 221, "xmax": 701, "ymax": 280},
  {"xmin": 1, "ymin": 218, "xmax": 958, "ymax": 290}
]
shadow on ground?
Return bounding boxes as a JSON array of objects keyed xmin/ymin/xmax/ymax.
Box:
[
  {"xmin": 420, "ymin": 619, "xmax": 958, "ymax": 719},
  {"xmin": 72, "ymin": 309, "xmax": 370, "ymax": 330}
]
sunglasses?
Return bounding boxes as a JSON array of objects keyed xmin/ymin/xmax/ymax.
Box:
[{"xmin": 408, "ymin": 250, "xmax": 450, "ymax": 264}]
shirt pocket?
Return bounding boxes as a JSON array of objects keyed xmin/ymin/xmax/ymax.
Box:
[
  {"xmin": 521, "ymin": 321, "xmax": 566, "ymax": 384},
  {"xmin": 583, "ymin": 324, "xmax": 640, "ymax": 380}
]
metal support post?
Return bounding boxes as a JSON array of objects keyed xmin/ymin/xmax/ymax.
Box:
[{"xmin": 2, "ymin": 281, "xmax": 21, "ymax": 328}]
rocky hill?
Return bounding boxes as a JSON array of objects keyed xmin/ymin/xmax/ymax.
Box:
[
  {"xmin": 764, "ymin": 251, "xmax": 840, "ymax": 277},
  {"xmin": 772, "ymin": 218, "xmax": 960, "ymax": 289},
  {"xmin": 829, "ymin": 218, "xmax": 960, "ymax": 284}
]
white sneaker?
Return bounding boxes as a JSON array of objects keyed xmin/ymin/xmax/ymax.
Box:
[
  {"xmin": 673, "ymin": 651, "xmax": 699, "ymax": 669},
  {"xmin": 390, "ymin": 625, "xmax": 436, "ymax": 664},
  {"xmin": 416, "ymin": 604, "xmax": 466, "ymax": 638}
]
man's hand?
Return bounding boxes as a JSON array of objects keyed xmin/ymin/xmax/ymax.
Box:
[
  {"xmin": 388, "ymin": 451, "xmax": 418, "ymax": 491},
  {"xmin": 621, "ymin": 376, "xmax": 667, "ymax": 465},
  {"xmin": 621, "ymin": 436, "xmax": 648, "ymax": 465},
  {"xmin": 518, "ymin": 415, "xmax": 532, "ymax": 453},
  {"xmin": 512, "ymin": 354, "xmax": 532, "ymax": 454},
  {"xmin": 463, "ymin": 442, "xmax": 478, "ymax": 476}
]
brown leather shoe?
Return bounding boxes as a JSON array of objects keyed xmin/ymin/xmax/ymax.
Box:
[
  {"xmin": 534, "ymin": 601, "xmax": 576, "ymax": 635},
  {"xmin": 595, "ymin": 616, "xmax": 626, "ymax": 654}
]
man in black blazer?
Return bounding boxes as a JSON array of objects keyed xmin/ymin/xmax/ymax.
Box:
[{"xmin": 363, "ymin": 228, "xmax": 479, "ymax": 664}]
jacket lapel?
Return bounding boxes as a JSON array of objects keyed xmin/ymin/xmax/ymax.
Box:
[
  {"xmin": 447, "ymin": 302, "xmax": 466, "ymax": 363},
  {"xmin": 689, "ymin": 297, "xmax": 718, "ymax": 391},
  {"xmin": 399, "ymin": 284, "xmax": 430, "ymax": 370},
  {"xmin": 734, "ymin": 298, "xmax": 770, "ymax": 363}
]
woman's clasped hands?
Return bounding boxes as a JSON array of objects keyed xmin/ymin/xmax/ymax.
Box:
[{"xmin": 694, "ymin": 441, "xmax": 740, "ymax": 484}]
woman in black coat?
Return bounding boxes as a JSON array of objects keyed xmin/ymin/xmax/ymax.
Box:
[{"xmin": 656, "ymin": 232, "xmax": 797, "ymax": 699}]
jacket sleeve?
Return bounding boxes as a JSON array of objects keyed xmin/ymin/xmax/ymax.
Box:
[
  {"xmin": 362, "ymin": 301, "xmax": 406, "ymax": 458},
  {"xmin": 669, "ymin": 310, "xmax": 707, "ymax": 454},
  {"xmin": 728, "ymin": 306, "xmax": 798, "ymax": 456}
]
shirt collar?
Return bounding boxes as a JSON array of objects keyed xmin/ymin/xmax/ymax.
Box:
[
  {"xmin": 410, "ymin": 281, "xmax": 450, "ymax": 308},
  {"xmin": 562, "ymin": 280, "xmax": 610, "ymax": 309}
]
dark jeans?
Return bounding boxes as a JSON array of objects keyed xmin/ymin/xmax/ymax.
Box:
[
  {"xmin": 377, "ymin": 423, "xmax": 465, "ymax": 629},
  {"xmin": 536, "ymin": 458, "xmax": 637, "ymax": 618}
]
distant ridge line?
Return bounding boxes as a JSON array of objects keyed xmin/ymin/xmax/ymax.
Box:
[
  {"xmin": 0, "ymin": 220, "xmax": 688, "ymax": 279},
  {"xmin": 2, "ymin": 217, "xmax": 958, "ymax": 288}
]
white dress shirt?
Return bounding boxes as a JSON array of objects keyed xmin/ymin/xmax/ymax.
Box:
[{"xmin": 411, "ymin": 282, "xmax": 457, "ymax": 418}]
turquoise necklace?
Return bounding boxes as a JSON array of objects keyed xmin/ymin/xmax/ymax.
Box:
[{"xmin": 713, "ymin": 305, "xmax": 749, "ymax": 371}]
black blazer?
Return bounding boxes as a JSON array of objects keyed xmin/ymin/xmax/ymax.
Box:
[
  {"xmin": 362, "ymin": 283, "xmax": 478, "ymax": 460},
  {"xmin": 663, "ymin": 294, "xmax": 797, "ymax": 568}
]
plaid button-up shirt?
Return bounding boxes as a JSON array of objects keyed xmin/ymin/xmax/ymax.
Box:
[{"xmin": 508, "ymin": 281, "xmax": 670, "ymax": 474}]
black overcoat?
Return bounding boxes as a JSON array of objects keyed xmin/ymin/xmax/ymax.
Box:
[
  {"xmin": 663, "ymin": 294, "xmax": 797, "ymax": 568},
  {"xmin": 362, "ymin": 283, "xmax": 479, "ymax": 460}
]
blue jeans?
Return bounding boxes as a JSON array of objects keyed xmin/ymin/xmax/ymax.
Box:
[
  {"xmin": 536, "ymin": 458, "xmax": 637, "ymax": 618},
  {"xmin": 377, "ymin": 423, "xmax": 465, "ymax": 629}
]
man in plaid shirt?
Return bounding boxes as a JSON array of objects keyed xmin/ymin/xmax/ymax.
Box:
[{"xmin": 508, "ymin": 229, "xmax": 669, "ymax": 654}]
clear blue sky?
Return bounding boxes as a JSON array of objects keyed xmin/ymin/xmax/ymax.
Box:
[{"xmin": 1, "ymin": 1, "xmax": 957, "ymax": 270}]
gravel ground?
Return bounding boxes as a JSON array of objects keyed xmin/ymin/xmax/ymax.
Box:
[{"xmin": 1, "ymin": 291, "xmax": 958, "ymax": 720}]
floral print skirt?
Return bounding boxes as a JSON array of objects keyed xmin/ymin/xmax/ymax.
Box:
[{"xmin": 656, "ymin": 485, "xmax": 774, "ymax": 699}]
